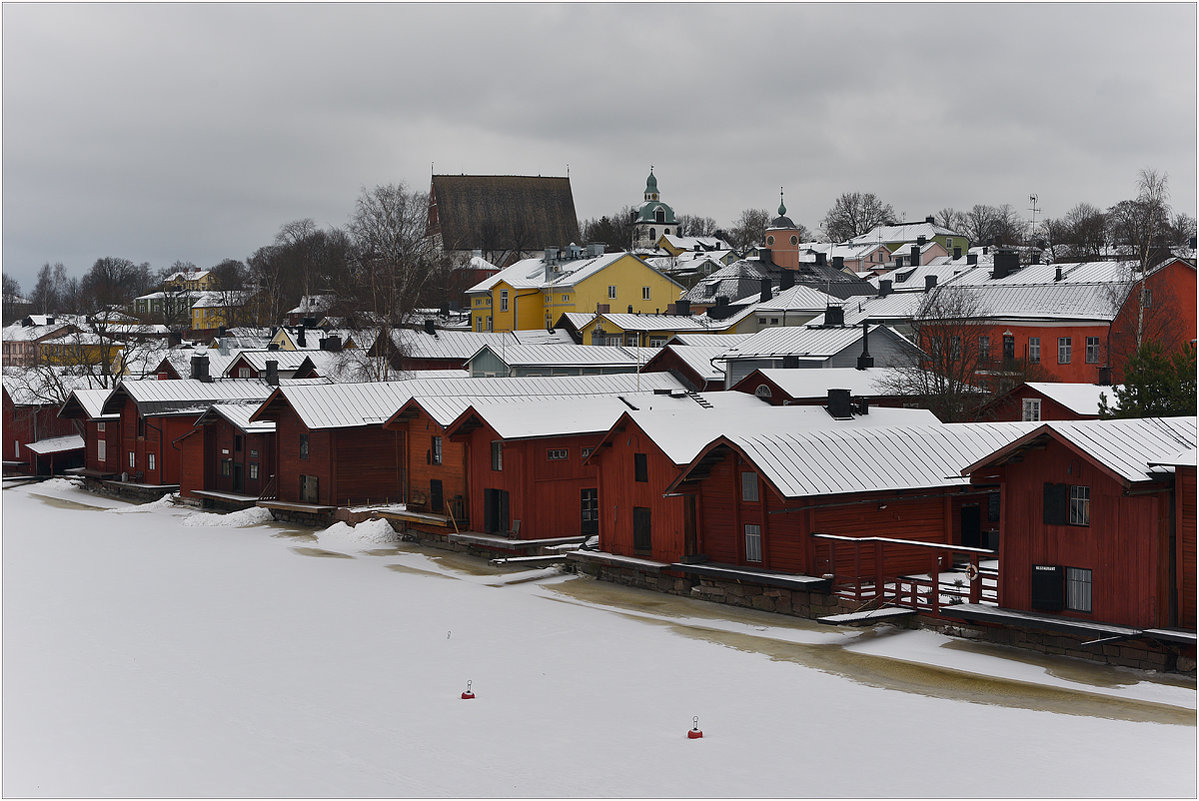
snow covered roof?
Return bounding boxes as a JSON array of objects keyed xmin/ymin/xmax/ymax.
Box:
[
  {"xmin": 3, "ymin": 367, "xmax": 104, "ymax": 406},
  {"xmin": 392, "ymin": 329, "xmax": 518, "ymax": 361},
  {"xmin": 255, "ymin": 372, "xmax": 687, "ymax": 431},
  {"xmin": 949, "ymin": 282, "xmax": 1126, "ymax": 321},
  {"xmin": 645, "ymin": 345, "xmax": 729, "ymax": 383},
  {"xmin": 102, "ymin": 378, "xmax": 275, "ymax": 417},
  {"xmin": 608, "ymin": 398, "xmax": 940, "ymax": 467},
  {"xmin": 286, "ymin": 295, "xmax": 337, "ymax": 315},
  {"xmin": 24, "ymin": 434, "xmax": 84, "ymax": 455},
  {"xmin": 962, "ymin": 416, "xmax": 1197, "ymax": 485},
  {"xmin": 447, "ymin": 395, "xmax": 646, "ymax": 440},
  {"xmin": 1023, "ymin": 382, "xmax": 1122, "ymax": 416},
  {"xmin": 719, "ymin": 325, "xmax": 886, "ymax": 360},
  {"xmin": 678, "ymin": 421, "xmax": 1040, "ymax": 499},
  {"xmin": 667, "ymin": 333, "xmax": 756, "ymax": 349},
  {"xmin": 660, "ymin": 234, "xmax": 732, "ymax": 252},
  {"xmin": 848, "ymin": 220, "xmax": 960, "ymax": 246},
  {"xmin": 753, "ymin": 284, "xmax": 841, "ymax": 315},
  {"xmin": 468, "ymin": 343, "xmax": 652, "ymax": 369},
  {"xmin": 467, "ymin": 252, "xmax": 666, "ymax": 293},
  {"xmin": 59, "ymin": 388, "xmax": 120, "ymax": 421},
  {"xmin": 591, "ymin": 313, "xmax": 719, "ymax": 334},
  {"xmin": 2, "ymin": 321, "xmax": 74, "ymax": 342},
  {"xmin": 510, "ymin": 328, "xmax": 575, "ymax": 345},
  {"xmin": 739, "ymin": 367, "xmax": 913, "ymax": 399},
  {"xmin": 194, "ymin": 402, "xmax": 276, "ymax": 434},
  {"xmin": 224, "ymin": 349, "xmax": 313, "ymax": 375}
]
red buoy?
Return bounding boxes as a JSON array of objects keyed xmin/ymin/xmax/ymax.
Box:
[
  {"xmin": 461, "ymin": 680, "xmax": 475, "ymax": 700},
  {"xmin": 687, "ymin": 715, "xmax": 703, "ymax": 738}
]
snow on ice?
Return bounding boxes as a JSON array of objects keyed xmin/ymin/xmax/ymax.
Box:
[{"xmin": 2, "ymin": 480, "xmax": 1195, "ymax": 798}]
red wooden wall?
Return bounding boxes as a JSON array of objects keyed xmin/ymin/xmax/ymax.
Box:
[
  {"xmin": 1177, "ymin": 466, "xmax": 1196, "ymax": 629},
  {"xmin": 982, "ymin": 385, "xmax": 1099, "ymax": 422},
  {"xmin": 993, "ymin": 438, "xmax": 1172, "ymax": 628}
]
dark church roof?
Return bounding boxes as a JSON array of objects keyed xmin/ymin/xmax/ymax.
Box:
[{"xmin": 427, "ymin": 175, "xmax": 580, "ymax": 254}]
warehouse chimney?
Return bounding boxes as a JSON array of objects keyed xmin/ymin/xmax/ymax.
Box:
[
  {"xmin": 857, "ymin": 321, "xmax": 874, "ymax": 370},
  {"xmin": 760, "ymin": 277, "xmax": 772, "ymax": 302},
  {"xmin": 265, "ymin": 359, "xmax": 278, "ymax": 387},
  {"xmin": 827, "ymin": 388, "xmax": 852, "ymax": 419}
]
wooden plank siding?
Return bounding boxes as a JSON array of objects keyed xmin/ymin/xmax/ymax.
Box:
[
  {"xmin": 454, "ymin": 423, "xmax": 600, "ymax": 539},
  {"xmin": 113, "ymin": 396, "xmax": 196, "ymax": 485},
  {"xmin": 330, "ymin": 426, "xmax": 404, "ymax": 506},
  {"xmin": 1177, "ymin": 466, "xmax": 1196, "ymax": 629},
  {"xmin": 179, "ymin": 420, "xmax": 275, "ymax": 499},
  {"xmin": 274, "ymin": 411, "xmax": 333, "ymax": 505},
  {"xmin": 393, "ymin": 407, "xmax": 468, "ymax": 523},
  {"xmin": 3, "ymin": 392, "xmax": 79, "ymax": 471},
  {"xmin": 992, "ymin": 438, "xmax": 1173, "ymax": 629}
]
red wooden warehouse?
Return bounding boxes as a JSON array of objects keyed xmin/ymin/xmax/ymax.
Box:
[
  {"xmin": 177, "ymin": 402, "xmax": 277, "ymax": 507},
  {"xmin": 58, "ymin": 387, "xmax": 122, "ymax": 478}
]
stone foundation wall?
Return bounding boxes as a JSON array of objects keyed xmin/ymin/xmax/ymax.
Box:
[{"xmin": 920, "ymin": 616, "xmax": 1193, "ymax": 674}]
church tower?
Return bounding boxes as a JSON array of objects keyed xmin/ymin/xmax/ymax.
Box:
[
  {"xmin": 632, "ymin": 167, "xmax": 678, "ymax": 250},
  {"xmin": 764, "ymin": 189, "xmax": 802, "ymax": 270}
]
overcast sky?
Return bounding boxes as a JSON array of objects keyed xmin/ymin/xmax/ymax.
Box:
[{"xmin": 3, "ymin": 3, "xmax": 1195, "ymax": 290}]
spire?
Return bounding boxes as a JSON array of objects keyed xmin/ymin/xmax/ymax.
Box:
[
  {"xmin": 778, "ymin": 187, "xmax": 787, "ymax": 217},
  {"xmin": 644, "ymin": 166, "xmax": 658, "ymax": 200}
]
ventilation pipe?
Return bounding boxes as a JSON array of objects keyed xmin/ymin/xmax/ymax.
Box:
[{"xmin": 857, "ymin": 321, "xmax": 874, "ymax": 370}]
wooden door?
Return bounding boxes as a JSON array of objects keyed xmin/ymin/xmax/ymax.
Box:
[
  {"xmin": 301, "ymin": 474, "xmax": 319, "ymax": 504},
  {"xmin": 633, "ymin": 507, "xmax": 652, "ymax": 554},
  {"xmin": 430, "ymin": 479, "xmax": 444, "ymax": 513}
]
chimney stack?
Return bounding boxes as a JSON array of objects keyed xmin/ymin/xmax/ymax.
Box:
[
  {"xmin": 832, "ymin": 255, "xmax": 844, "ymax": 270},
  {"xmin": 296, "ymin": 325, "xmax": 306, "ymax": 347},
  {"xmin": 423, "ymin": 319, "xmax": 436, "ymax": 335},
  {"xmin": 878, "ymin": 279, "xmax": 892, "ymax": 297},
  {"xmin": 265, "ymin": 359, "xmax": 278, "ymax": 386},
  {"xmin": 780, "ymin": 270, "xmax": 795, "ymax": 291},
  {"xmin": 190, "ymin": 354, "xmax": 210, "ymax": 382},
  {"xmin": 911, "ymin": 244, "xmax": 921, "ymax": 267},
  {"xmin": 1055, "ymin": 266, "xmax": 1064, "ymax": 282},
  {"xmin": 967, "ymin": 253, "xmax": 978, "ymax": 266},
  {"xmin": 326, "ymin": 334, "xmax": 342, "ymax": 352},
  {"xmin": 925, "ymin": 275, "xmax": 938, "ymax": 292},
  {"xmin": 760, "ymin": 277, "xmax": 772, "ymax": 302},
  {"xmin": 925, "ymin": 215, "xmax": 936, "ymax": 224},
  {"xmin": 676, "ymin": 299, "xmax": 691, "ymax": 316},
  {"xmin": 827, "ymin": 388, "xmax": 852, "ymax": 419},
  {"xmin": 824, "ymin": 305, "xmax": 845, "ymax": 326},
  {"xmin": 815, "ymin": 252, "xmax": 827, "ymax": 267},
  {"xmin": 953, "ymin": 246, "xmax": 962, "ymax": 260},
  {"xmin": 857, "ymin": 320, "xmax": 874, "ymax": 370}
]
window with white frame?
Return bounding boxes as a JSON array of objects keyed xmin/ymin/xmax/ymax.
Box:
[
  {"xmin": 979, "ymin": 335, "xmax": 991, "ymax": 361},
  {"xmin": 642, "ymin": 287, "xmax": 651, "ymax": 300},
  {"xmin": 648, "ymin": 336, "xmax": 668, "ymax": 347},
  {"xmin": 129, "ymin": 451, "xmax": 136, "ymax": 468},
  {"xmin": 1058, "ymin": 337, "xmax": 1072, "ymax": 364},
  {"xmin": 97, "ymin": 438, "xmax": 106, "ymax": 461},
  {"xmin": 1069, "ymin": 485, "xmax": 1090, "ymax": 526},
  {"xmin": 547, "ymin": 448, "xmax": 568, "ymax": 460},
  {"xmin": 431, "ymin": 436, "xmax": 442, "ymax": 465},
  {"xmin": 741, "ymin": 471, "xmax": 759, "ymax": 502},
  {"xmin": 249, "ymin": 463, "xmax": 259, "ymax": 480},
  {"xmin": 97, "ymin": 422, "xmax": 106, "ymax": 432},
  {"xmin": 499, "ymin": 290, "xmax": 509, "ymax": 312},
  {"xmin": 1022, "ymin": 397, "xmax": 1042, "ymax": 421},
  {"xmin": 1065, "ymin": 566, "xmax": 1092, "ymax": 612},
  {"xmin": 1085, "ymin": 336, "xmax": 1101, "ymax": 364},
  {"xmin": 608, "ymin": 286, "xmax": 617, "ymax": 299},
  {"xmin": 238, "ymin": 367, "xmax": 254, "ymax": 378},
  {"xmin": 580, "ymin": 447, "xmax": 593, "ymax": 460},
  {"xmin": 1028, "ymin": 337, "xmax": 1041, "ymax": 363},
  {"xmin": 148, "ymin": 453, "xmax": 155, "ymax": 471},
  {"xmin": 744, "ymin": 524, "xmax": 762, "ymax": 562}
]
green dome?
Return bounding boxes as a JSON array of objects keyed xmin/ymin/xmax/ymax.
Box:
[{"xmin": 645, "ymin": 168, "xmax": 658, "ymax": 194}]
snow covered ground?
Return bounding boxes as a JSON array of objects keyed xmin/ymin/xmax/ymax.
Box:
[{"xmin": 3, "ymin": 479, "xmax": 1195, "ymax": 797}]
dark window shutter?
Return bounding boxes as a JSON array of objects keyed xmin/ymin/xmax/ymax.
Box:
[
  {"xmin": 1031, "ymin": 564, "xmax": 1063, "ymax": 611},
  {"xmin": 634, "ymin": 453, "xmax": 648, "ymax": 482},
  {"xmin": 1043, "ymin": 483, "xmax": 1068, "ymax": 525},
  {"xmin": 987, "ymin": 491, "xmax": 1001, "ymax": 523}
]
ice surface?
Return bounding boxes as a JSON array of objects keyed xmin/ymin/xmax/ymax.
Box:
[{"xmin": 2, "ymin": 483, "xmax": 1194, "ymax": 798}]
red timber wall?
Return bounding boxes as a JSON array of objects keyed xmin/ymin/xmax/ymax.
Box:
[
  {"xmin": 330, "ymin": 426, "xmax": 403, "ymax": 506},
  {"xmin": 179, "ymin": 420, "xmax": 276, "ymax": 500},
  {"xmin": 593, "ymin": 424, "xmax": 688, "ymax": 562},
  {"xmin": 179, "ymin": 431, "xmax": 205, "ymax": 498},
  {"xmin": 693, "ymin": 447, "xmax": 980, "ymax": 579},
  {"xmin": 982, "ymin": 386, "xmax": 1096, "ymax": 422},
  {"xmin": 274, "ymin": 410, "xmax": 333, "ymax": 505},
  {"xmin": 1109, "ymin": 260, "xmax": 1197, "ymax": 378},
  {"xmin": 459, "ymin": 427, "xmax": 600, "ymax": 539},
  {"xmin": 1177, "ymin": 466, "xmax": 1196, "ymax": 630},
  {"xmin": 275, "ymin": 414, "xmax": 401, "ymax": 507},
  {"xmin": 88, "ymin": 420, "xmax": 121, "ymax": 474},
  {"xmin": 115, "ymin": 399, "xmax": 196, "ymax": 485},
  {"xmin": 3, "ymin": 394, "xmax": 78, "ymax": 468},
  {"xmin": 401, "ymin": 409, "xmax": 467, "ymax": 519},
  {"xmin": 994, "ymin": 438, "xmax": 1172, "ymax": 629}
]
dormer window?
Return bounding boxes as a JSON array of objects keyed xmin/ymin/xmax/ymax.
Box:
[{"xmin": 655, "ymin": 208, "xmax": 665, "ymax": 223}]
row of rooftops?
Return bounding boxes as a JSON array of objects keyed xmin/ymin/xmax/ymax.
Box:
[{"xmin": 49, "ymin": 365, "xmax": 1196, "ymax": 499}]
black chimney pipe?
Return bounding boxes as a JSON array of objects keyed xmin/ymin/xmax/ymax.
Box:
[
  {"xmin": 857, "ymin": 320, "xmax": 874, "ymax": 370},
  {"xmin": 265, "ymin": 359, "xmax": 278, "ymax": 386},
  {"xmin": 780, "ymin": 270, "xmax": 795, "ymax": 291},
  {"xmin": 760, "ymin": 277, "xmax": 772, "ymax": 302}
]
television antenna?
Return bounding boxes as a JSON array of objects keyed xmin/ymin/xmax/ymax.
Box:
[{"xmin": 1028, "ymin": 193, "xmax": 1040, "ymax": 227}]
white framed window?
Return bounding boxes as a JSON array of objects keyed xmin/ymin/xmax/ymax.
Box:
[
  {"xmin": 97, "ymin": 422, "xmax": 106, "ymax": 432},
  {"xmin": 1028, "ymin": 337, "xmax": 1041, "ymax": 363},
  {"xmin": 1085, "ymin": 336, "xmax": 1101, "ymax": 364},
  {"xmin": 249, "ymin": 463, "xmax": 259, "ymax": 480},
  {"xmin": 499, "ymin": 290, "xmax": 509, "ymax": 312},
  {"xmin": 766, "ymin": 235, "xmax": 775, "ymax": 246},
  {"xmin": 744, "ymin": 524, "xmax": 762, "ymax": 563},
  {"xmin": 562, "ymin": 294, "xmax": 570, "ymax": 302},
  {"xmin": 741, "ymin": 471, "xmax": 759, "ymax": 502},
  {"xmin": 979, "ymin": 335, "xmax": 990, "ymax": 361},
  {"xmin": 1058, "ymin": 337, "xmax": 1072, "ymax": 364},
  {"xmin": 1065, "ymin": 567, "xmax": 1092, "ymax": 612},
  {"xmin": 431, "ymin": 436, "xmax": 442, "ymax": 465},
  {"xmin": 547, "ymin": 448, "xmax": 568, "ymax": 461},
  {"xmin": 129, "ymin": 451, "xmax": 136, "ymax": 468},
  {"xmin": 608, "ymin": 286, "xmax": 617, "ymax": 299},
  {"xmin": 580, "ymin": 447, "xmax": 593, "ymax": 460},
  {"xmin": 1069, "ymin": 485, "xmax": 1090, "ymax": 526},
  {"xmin": 476, "ymin": 317, "xmax": 484, "ymax": 332},
  {"xmin": 642, "ymin": 286, "xmax": 651, "ymax": 300},
  {"xmin": 238, "ymin": 367, "xmax": 253, "ymax": 378},
  {"xmin": 1022, "ymin": 398, "xmax": 1042, "ymax": 421},
  {"xmin": 148, "ymin": 453, "xmax": 155, "ymax": 471},
  {"xmin": 486, "ymin": 316, "xmax": 492, "ymax": 331},
  {"xmin": 97, "ymin": 439, "xmax": 107, "ymax": 461},
  {"xmin": 648, "ymin": 336, "xmax": 668, "ymax": 347}
]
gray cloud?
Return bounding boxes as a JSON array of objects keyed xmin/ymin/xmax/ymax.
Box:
[{"xmin": 3, "ymin": 2, "xmax": 1194, "ymax": 290}]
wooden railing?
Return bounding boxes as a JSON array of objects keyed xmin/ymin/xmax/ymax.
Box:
[{"xmin": 811, "ymin": 533, "xmax": 999, "ymax": 616}]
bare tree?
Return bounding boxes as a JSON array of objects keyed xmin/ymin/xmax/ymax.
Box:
[
  {"xmin": 729, "ymin": 208, "xmax": 771, "ymax": 250},
  {"xmin": 881, "ymin": 286, "xmax": 993, "ymax": 422},
  {"xmin": 1107, "ymin": 169, "xmax": 1173, "ymax": 347},
  {"xmin": 676, "ymin": 215, "xmax": 719, "ymax": 237},
  {"xmin": 346, "ymin": 183, "xmax": 439, "ymax": 380},
  {"xmin": 581, "ymin": 206, "xmax": 637, "ymax": 250},
  {"xmin": 820, "ymin": 193, "xmax": 895, "ymax": 242},
  {"xmin": 936, "ymin": 207, "xmax": 966, "ymax": 233},
  {"xmin": 2, "ymin": 273, "xmax": 23, "ymax": 323}
]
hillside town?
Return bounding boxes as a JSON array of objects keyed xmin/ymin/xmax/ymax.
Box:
[{"xmin": 4, "ymin": 168, "xmax": 1197, "ymax": 678}]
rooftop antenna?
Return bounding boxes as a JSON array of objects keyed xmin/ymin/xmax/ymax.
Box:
[{"xmin": 1028, "ymin": 193, "xmax": 1040, "ymax": 228}]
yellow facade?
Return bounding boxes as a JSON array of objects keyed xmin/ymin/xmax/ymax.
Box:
[{"xmin": 470, "ymin": 253, "xmax": 683, "ymax": 332}]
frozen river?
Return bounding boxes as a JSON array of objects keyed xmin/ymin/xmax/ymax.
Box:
[{"xmin": 3, "ymin": 479, "xmax": 1195, "ymax": 797}]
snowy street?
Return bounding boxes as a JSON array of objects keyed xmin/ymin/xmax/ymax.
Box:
[{"xmin": 3, "ymin": 479, "xmax": 1195, "ymax": 797}]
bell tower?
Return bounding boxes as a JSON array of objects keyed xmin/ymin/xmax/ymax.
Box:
[
  {"xmin": 764, "ymin": 188, "xmax": 802, "ymax": 270},
  {"xmin": 632, "ymin": 167, "xmax": 678, "ymax": 250}
]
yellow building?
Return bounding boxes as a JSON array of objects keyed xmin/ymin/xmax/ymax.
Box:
[
  {"xmin": 467, "ymin": 246, "xmax": 684, "ymax": 332},
  {"xmin": 164, "ymin": 268, "xmax": 217, "ymax": 293}
]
